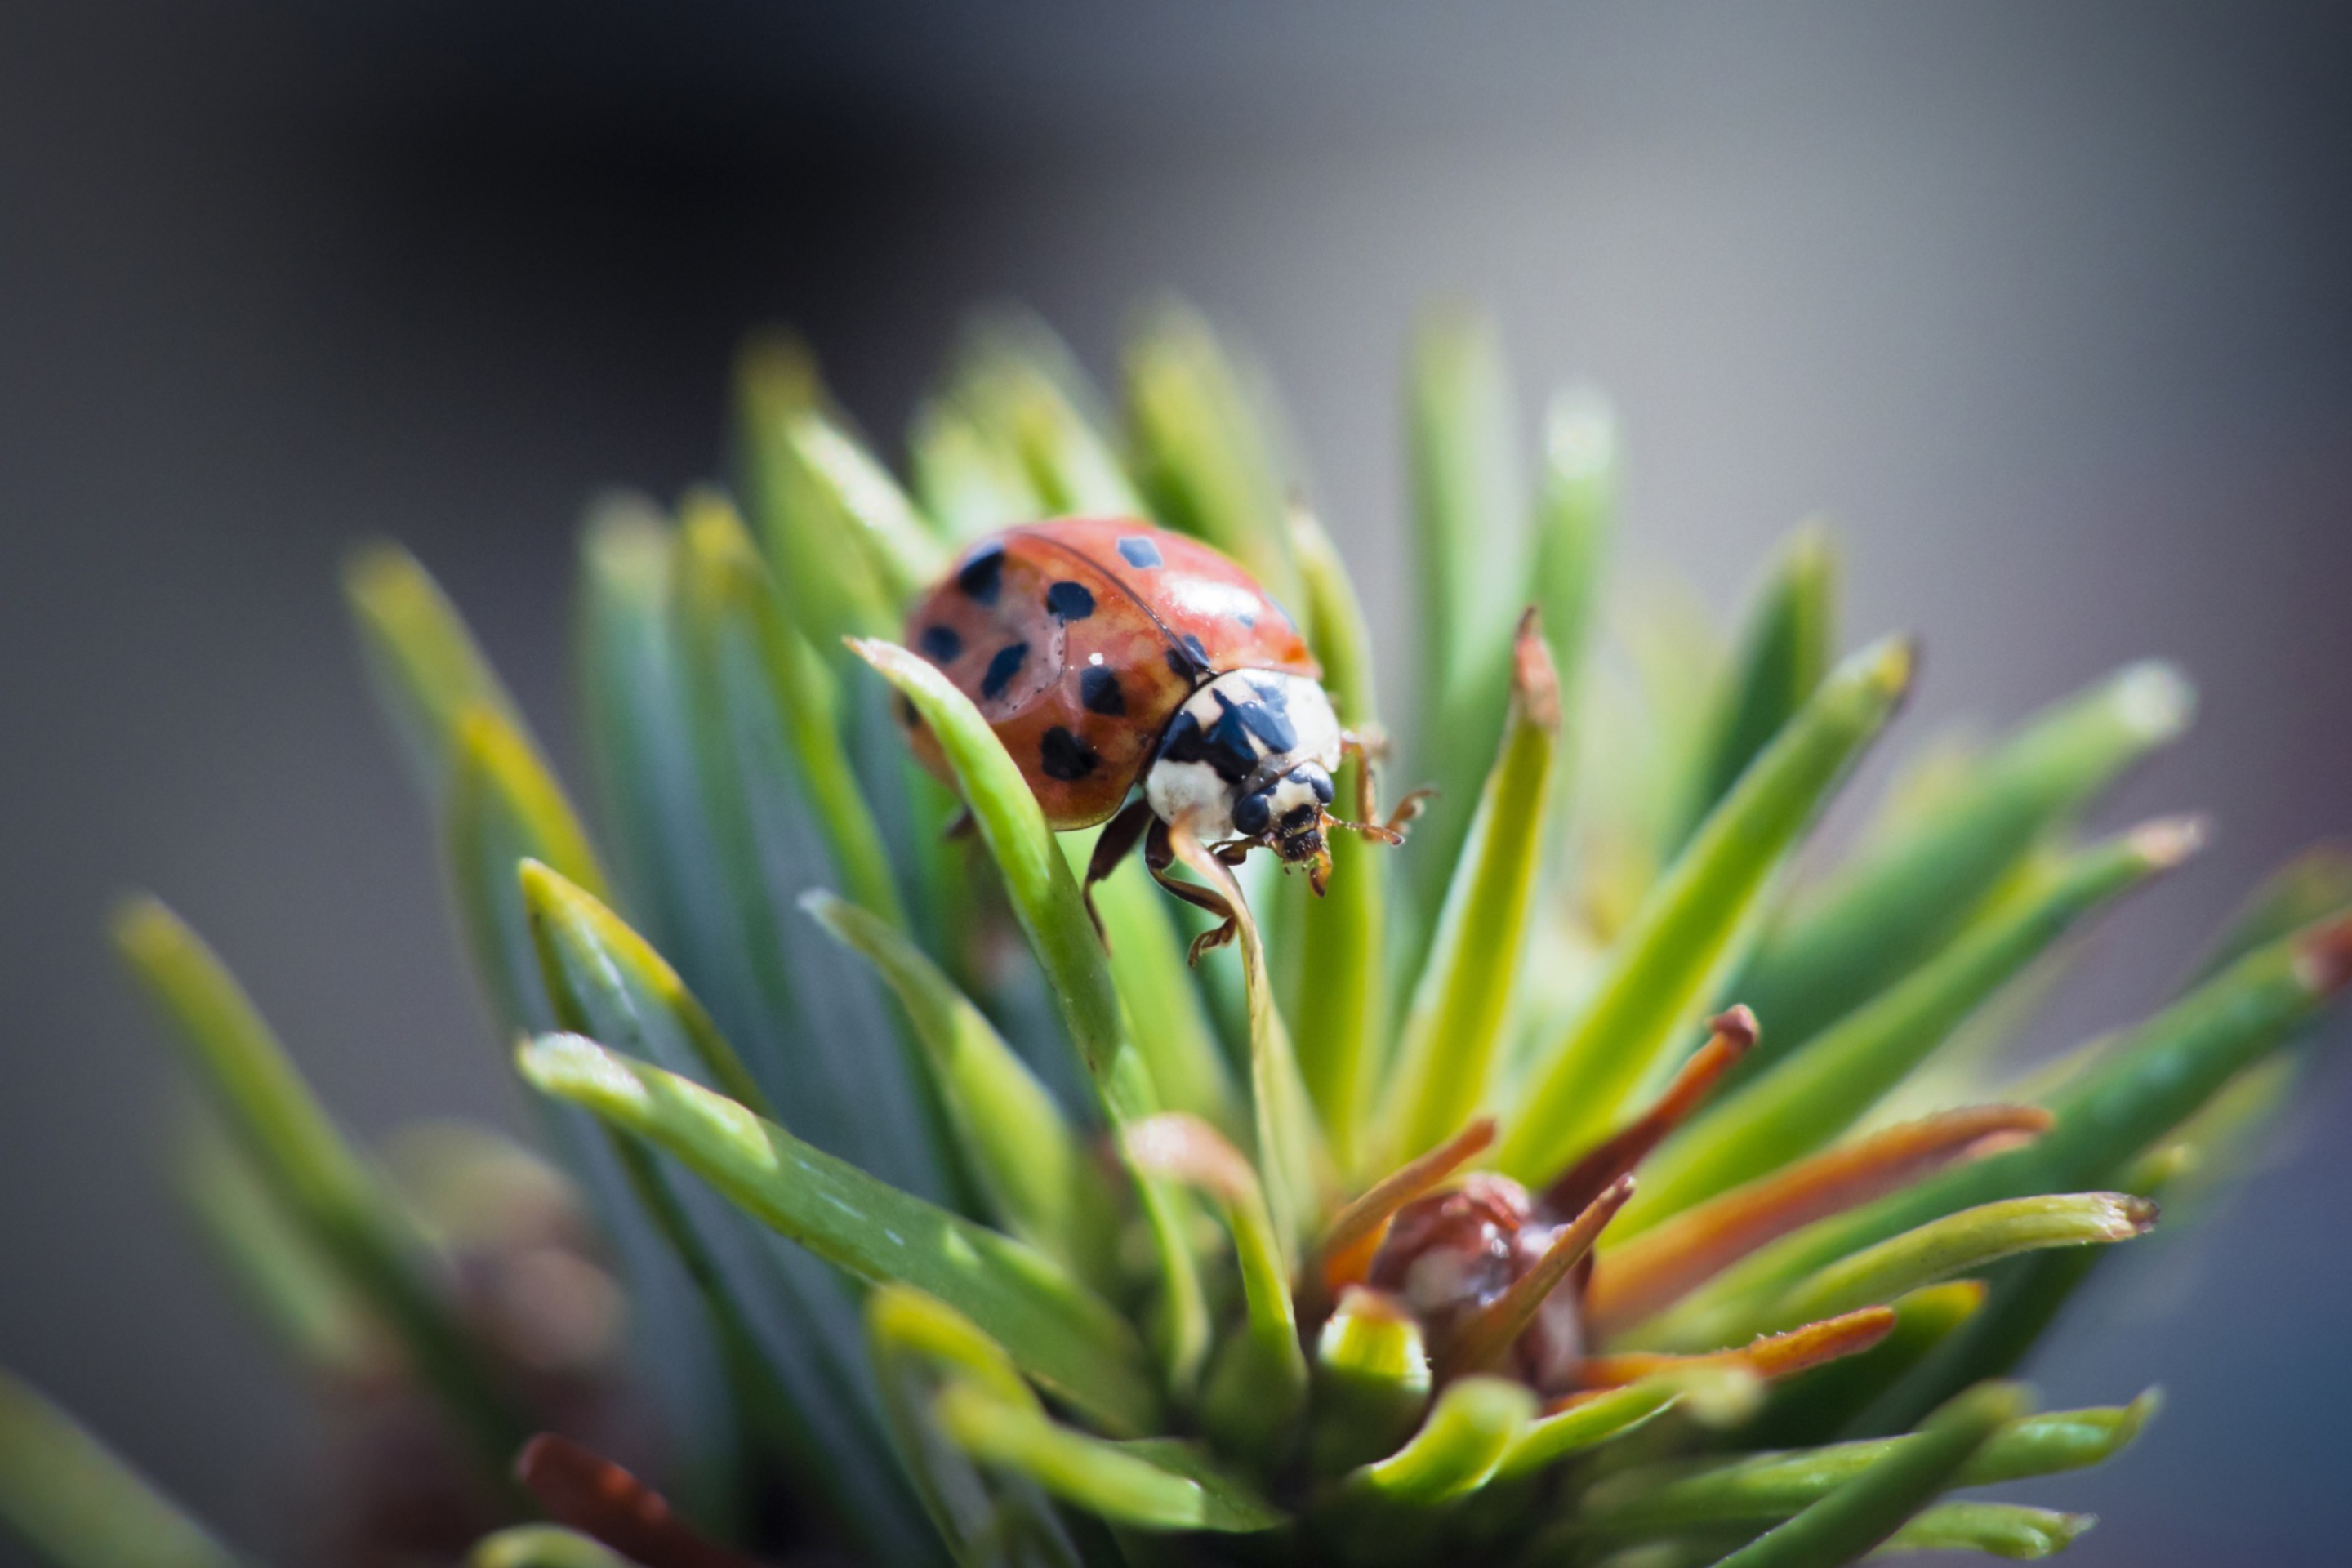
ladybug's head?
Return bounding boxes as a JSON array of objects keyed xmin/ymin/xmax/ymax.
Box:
[
  {"xmin": 1233, "ymin": 760, "xmax": 1335, "ymax": 869},
  {"xmin": 1147, "ymin": 671, "xmax": 1347, "ymax": 871}
]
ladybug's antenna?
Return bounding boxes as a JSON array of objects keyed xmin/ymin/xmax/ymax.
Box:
[{"xmin": 1328, "ymin": 783, "xmax": 1434, "ymax": 847}]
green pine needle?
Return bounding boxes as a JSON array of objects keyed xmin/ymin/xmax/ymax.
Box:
[{"xmin": 33, "ymin": 296, "xmax": 2346, "ymax": 1568}]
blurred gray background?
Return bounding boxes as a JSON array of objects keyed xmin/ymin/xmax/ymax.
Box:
[{"xmin": 6, "ymin": 2, "xmax": 2351, "ymax": 1561}]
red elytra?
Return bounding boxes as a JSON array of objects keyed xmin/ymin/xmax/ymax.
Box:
[{"xmin": 898, "ymin": 518, "xmax": 1318, "ymax": 829}]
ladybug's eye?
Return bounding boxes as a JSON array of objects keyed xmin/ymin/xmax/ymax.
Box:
[
  {"xmin": 1293, "ymin": 764, "xmax": 1335, "ymax": 805},
  {"xmin": 1232, "ymin": 789, "xmax": 1273, "ymax": 837}
]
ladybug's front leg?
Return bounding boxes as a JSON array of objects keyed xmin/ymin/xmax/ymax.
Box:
[
  {"xmin": 1340, "ymin": 728, "xmax": 1436, "ymax": 839},
  {"xmin": 1339, "ymin": 728, "xmax": 1383, "ymax": 823},
  {"xmin": 1341, "ymin": 723, "xmax": 1392, "ymax": 764},
  {"xmin": 1143, "ymin": 819, "xmax": 1241, "ymax": 964},
  {"xmin": 1081, "ymin": 797, "xmax": 1156, "ymax": 948}
]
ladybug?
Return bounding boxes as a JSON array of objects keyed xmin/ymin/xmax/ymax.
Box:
[{"xmin": 898, "ymin": 518, "xmax": 1427, "ymax": 951}]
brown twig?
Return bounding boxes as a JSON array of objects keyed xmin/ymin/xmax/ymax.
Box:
[
  {"xmin": 1583, "ymin": 1104, "xmax": 2052, "ymax": 1338},
  {"xmin": 1578, "ymin": 1305, "xmax": 1897, "ymax": 1389},
  {"xmin": 1544, "ymin": 1007, "xmax": 1757, "ymax": 1218},
  {"xmin": 516, "ymin": 1434, "xmax": 762, "ymax": 1568}
]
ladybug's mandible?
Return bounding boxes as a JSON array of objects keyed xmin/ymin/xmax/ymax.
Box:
[{"xmin": 898, "ymin": 518, "xmax": 1426, "ymax": 952}]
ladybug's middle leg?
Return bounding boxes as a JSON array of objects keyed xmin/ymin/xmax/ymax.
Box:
[
  {"xmin": 1143, "ymin": 819, "xmax": 1241, "ymax": 964},
  {"xmin": 1081, "ymin": 796, "xmax": 1156, "ymax": 948}
]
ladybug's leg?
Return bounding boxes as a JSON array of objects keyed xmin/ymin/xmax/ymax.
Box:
[
  {"xmin": 1339, "ymin": 729, "xmax": 1383, "ymax": 823},
  {"xmin": 1337, "ymin": 731, "xmax": 1436, "ymax": 843},
  {"xmin": 1377, "ymin": 786, "xmax": 1438, "ymax": 838},
  {"xmin": 1144, "ymin": 820, "xmax": 1241, "ymax": 964},
  {"xmin": 1081, "ymin": 797, "xmax": 1155, "ymax": 948},
  {"xmin": 1341, "ymin": 724, "xmax": 1392, "ymax": 764}
]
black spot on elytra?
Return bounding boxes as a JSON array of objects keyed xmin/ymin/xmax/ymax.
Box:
[
  {"xmin": 1039, "ymin": 727, "xmax": 1099, "ymax": 781},
  {"xmin": 919, "ymin": 625, "xmax": 963, "ymax": 662},
  {"xmin": 1236, "ymin": 609, "xmax": 1256, "ymax": 628},
  {"xmin": 1045, "ymin": 581, "xmax": 1095, "ymax": 620},
  {"xmin": 1165, "ymin": 632, "xmax": 1214, "ymax": 683},
  {"xmin": 1116, "ymin": 536, "xmax": 1163, "ymax": 568},
  {"xmin": 1080, "ymin": 666, "xmax": 1126, "ymax": 715},
  {"xmin": 980, "ymin": 641, "xmax": 1029, "ymax": 701},
  {"xmin": 956, "ymin": 542, "xmax": 1006, "ymax": 604}
]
